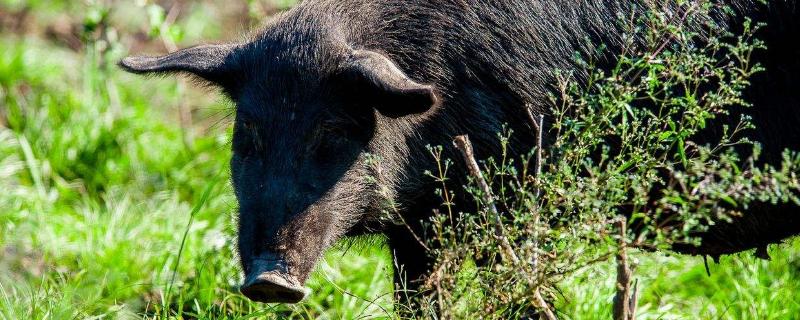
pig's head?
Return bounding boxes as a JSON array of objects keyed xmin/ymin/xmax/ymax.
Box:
[{"xmin": 120, "ymin": 20, "xmax": 438, "ymax": 303}]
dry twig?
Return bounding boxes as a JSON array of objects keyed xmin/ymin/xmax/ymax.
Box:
[
  {"xmin": 453, "ymin": 135, "xmax": 519, "ymax": 264},
  {"xmin": 453, "ymin": 134, "xmax": 557, "ymax": 320},
  {"xmin": 613, "ymin": 218, "xmax": 638, "ymax": 320},
  {"xmin": 525, "ymin": 108, "xmax": 558, "ymax": 320}
]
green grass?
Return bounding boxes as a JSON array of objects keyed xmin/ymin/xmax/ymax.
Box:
[
  {"xmin": 1, "ymin": 1, "xmax": 799, "ymax": 319},
  {"xmin": 558, "ymin": 240, "xmax": 800, "ymax": 319}
]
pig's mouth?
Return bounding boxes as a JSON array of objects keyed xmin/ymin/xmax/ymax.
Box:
[{"xmin": 240, "ymin": 258, "xmax": 310, "ymax": 303}]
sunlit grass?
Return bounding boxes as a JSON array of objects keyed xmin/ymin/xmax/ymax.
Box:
[{"xmin": 556, "ymin": 239, "xmax": 800, "ymax": 320}]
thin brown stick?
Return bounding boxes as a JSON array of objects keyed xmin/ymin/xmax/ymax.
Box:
[
  {"xmin": 532, "ymin": 289, "xmax": 558, "ymax": 320},
  {"xmin": 525, "ymin": 106, "xmax": 545, "ymax": 182},
  {"xmin": 535, "ymin": 115, "xmax": 544, "ymax": 180},
  {"xmin": 613, "ymin": 218, "xmax": 637, "ymax": 320},
  {"xmin": 394, "ymin": 207, "xmax": 430, "ymax": 252},
  {"xmin": 453, "ymin": 135, "xmax": 519, "ymax": 264},
  {"xmin": 525, "ymin": 108, "xmax": 558, "ymax": 320},
  {"xmin": 525, "ymin": 107, "xmax": 545, "ymax": 271},
  {"xmin": 453, "ymin": 135, "xmax": 557, "ymax": 320}
]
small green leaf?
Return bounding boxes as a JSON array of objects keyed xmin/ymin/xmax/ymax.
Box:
[{"xmin": 720, "ymin": 195, "xmax": 739, "ymax": 207}]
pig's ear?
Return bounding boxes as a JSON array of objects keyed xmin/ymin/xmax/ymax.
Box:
[
  {"xmin": 343, "ymin": 50, "xmax": 438, "ymax": 118},
  {"xmin": 119, "ymin": 44, "xmax": 237, "ymax": 86}
]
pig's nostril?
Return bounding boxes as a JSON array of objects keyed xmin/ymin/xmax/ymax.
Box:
[{"xmin": 240, "ymin": 271, "xmax": 309, "ymax": 304}]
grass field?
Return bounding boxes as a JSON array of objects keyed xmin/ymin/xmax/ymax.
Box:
[{"xmin": 1, "ymin": 1, "xmax": 798, "ymax": 319}]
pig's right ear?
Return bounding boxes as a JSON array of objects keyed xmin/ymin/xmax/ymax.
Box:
[{"xmin": 119, "ymin": 44, "xmax": 237, "ymax": 86}]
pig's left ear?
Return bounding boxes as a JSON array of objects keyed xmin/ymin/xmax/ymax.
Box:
[
  {"xmin": 343, "ymin": 50, "xmax": 438, "ymax": 118},
  {"xmin": 119, "ymin": 44, "xmax": 237, "ymax": 86}
]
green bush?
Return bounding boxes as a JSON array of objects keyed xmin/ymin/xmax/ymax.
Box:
[{"xmin": 415, "ymin": 2, "xmax": 799, "ymax": 319}]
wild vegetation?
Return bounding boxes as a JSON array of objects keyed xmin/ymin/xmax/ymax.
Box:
[
  {"xmin": 411, "ymin": 2, "xmax": 800, "ymax": 318},
  {"xmin": 0, "ymin": 1, "xmax": 798, "ymax": 319}
]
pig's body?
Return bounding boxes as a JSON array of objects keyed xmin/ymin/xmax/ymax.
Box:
[{"xmin": 122, "ymin": 0, "xmax": 800, "ymax": 304}]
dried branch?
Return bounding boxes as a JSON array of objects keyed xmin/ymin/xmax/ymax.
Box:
[
  {"xmin": 453, "ymin": 135, "xmax": 519, "ymax": 264},
  {"xmin": 526, "ymin": 106, "xmax": 545, "ymax": 182},
  {"xmin": 453, "ymin": 134, "xmax": 557, "ymax": 320},
  {"xmin": 525, "ymin": 108, "xmax": 559, "ymax": 320},
  {"xmin": 533, "ymin": 290, "xmax": 558, "ymax": 320},
  {"xmin": 613, "ymin": 218, "xmax": 638, "ymax": 320},
  {"xmin": 526, "ymin": 106, "xmax": 546, "ymax": 272}
]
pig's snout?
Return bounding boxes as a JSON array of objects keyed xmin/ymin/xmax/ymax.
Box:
[{"xmin": 240, "ymin": 257, "xmax": 309, "ymax": 303}]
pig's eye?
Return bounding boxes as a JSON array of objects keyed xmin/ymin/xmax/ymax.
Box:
[
  {"xmin": 233, "ymin": 122, "xmax": 257, "ymax": 158},
  {"xmin": 309, "ymin": 120, "xmax": 349, "ymax": 152}
]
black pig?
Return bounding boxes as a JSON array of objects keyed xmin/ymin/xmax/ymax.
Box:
[{"xmin": 121, "ymin": 0, "xmax": 800, "ymax": 304}]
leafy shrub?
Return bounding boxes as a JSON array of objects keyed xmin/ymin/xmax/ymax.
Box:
[{"xmin": 415, "ymin": 2, "xmax": 800, "ymax": 319}]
